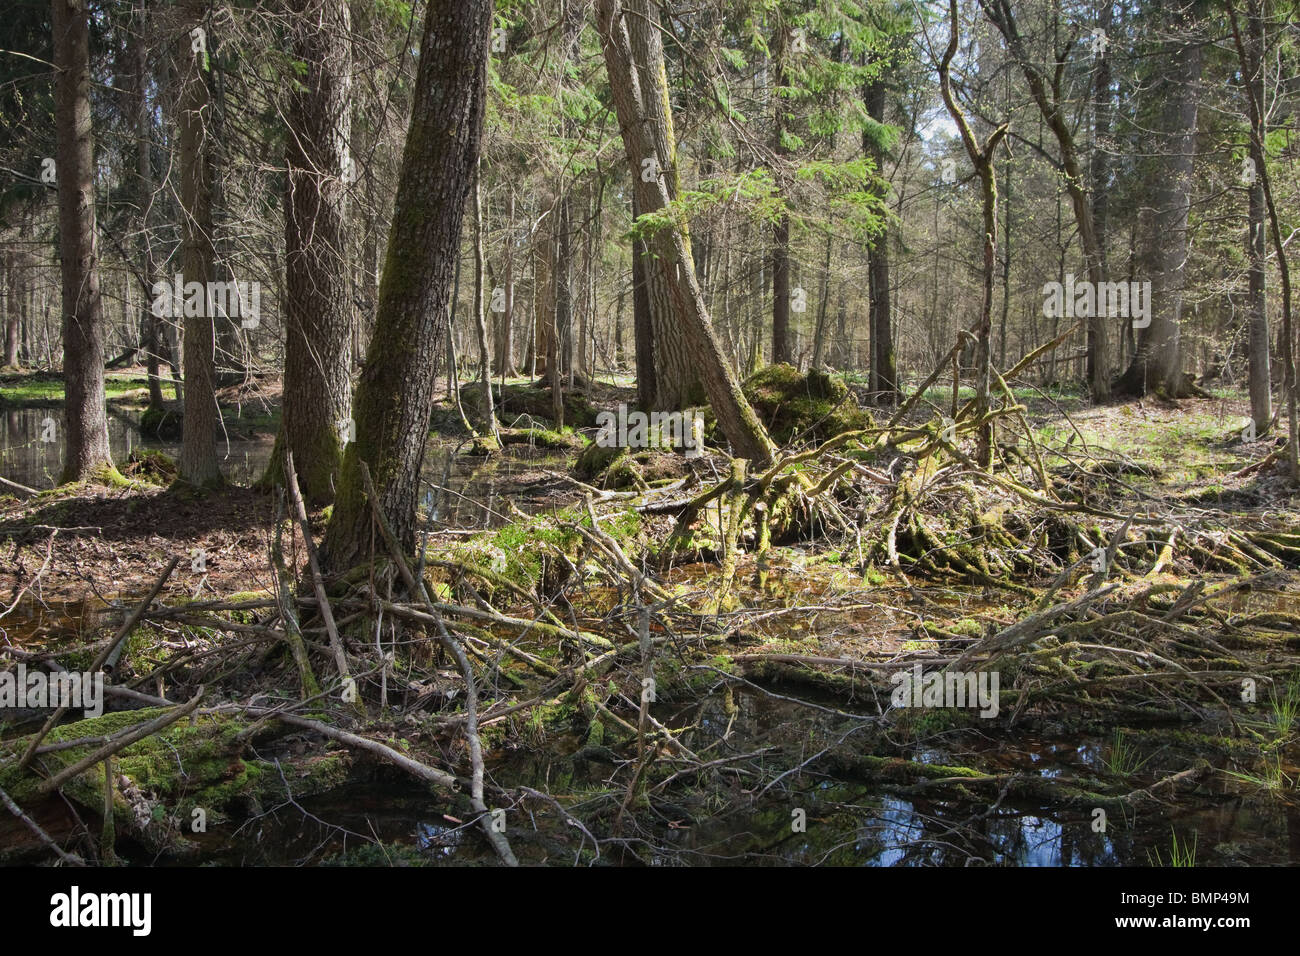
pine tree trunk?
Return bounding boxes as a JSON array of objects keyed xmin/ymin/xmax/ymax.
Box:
[
  {"xmin": 1114, "ymin": 2, "xmax": 1202, "ymax": 397},
  {"xmin": 620, "ymin": 0, "xmax": 700, "ymax": 409},
  {"xmin": 770, "ymin": 28, "xmax": 791, "ymax": 366},
  {"xmin": 1242, "ymin": 1, "xmax": 1272, "ymax": 436},
  {"xmin": 863, "ymin": 73, "xmax": 898, "ymax": 404},
  {"xmin": 177, "ymin": 26, "xmax": 222, "ymax": 487},
  {"xmin": 51, "ymin": 0, "xmax": 113, "ymax": 484},
  {"xmin": 472, "ymin": 164, "xmax": 497, "ymax": 438},
  {"xmin": 631, "ymin": 202, "xmax": 656, "ymax": 408},
  {"xmin": 596, "ymin": 0, "xmax": 773, "ymax": 464},
  {"xmin": 4, "ymin": 251, "xmax": 19, "ymax": 368},
  {"xmin": 267, "ymin": 0, "xmax": 354, "ymax": 503},
  {"xmin": 321, "ymin": 0, "xmax": 490, "ymax": 571}
]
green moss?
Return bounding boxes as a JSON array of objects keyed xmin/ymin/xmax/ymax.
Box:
[
  {"xmin": 140, "ymin": 405, "xmax": 184, "ymax": 440},
  {"xmin": 742, "ymin": 364, "xmax": 874, "ymax": 444}
]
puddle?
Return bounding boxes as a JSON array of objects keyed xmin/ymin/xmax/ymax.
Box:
[
  {"xmin": 0, "ymin": 407, "xmax": 272, "ymax": 487},
  {"xmin": 160, "ymin": 687, "xmax": 1300, "ymax": 867}
]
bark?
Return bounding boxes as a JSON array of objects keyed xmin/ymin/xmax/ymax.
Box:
[
  {"xmin": 771, "ymin": 216, "xmax": 791, "ymax": 365},
  {"xmin": 207, "ymin": 50, "xmax": 244, "ymax": 387},
  {"xmin": 1114, "ymin": 1, "xmax": 1202, "ymax": 397},
  {"xmin": 620, "ymin": 0, "xmax": 699, "ymax": 409},
  {"xmin": 864, "ymin": 72, "xmax": 898, "ymax": 404},
  {"xmin": 130, "ymin": 4, "xmax": 164, "ymax": 410},
  {"xmin": 631, "ymin": 198, "xmax": 656, "ymax": 408},
  {"xmin": 321, "ymin": 0, "xmax": 490, "ymax": 571},
  {"xmin": 472, "ymin": 164, "xmax": 497, "ymax": 439},
  {"xmin": 267, "ymin": 0, "xmax": 354, "ymax": 503},
  {"xmin": 51, "ymin": 0, "xmax": 113, "ymax": 483},
  {"xmin": 810, "ymin": 231, "xmax": 832, "ymax": 368},
  {"xmin": 4, "ymin": 251, "xmax": 19, "ymax": 368},
  {"xmin": 495, "ymin": 189, "xmax": 518, "ymax": 377},
  {"xmin": 770, "ymin": 26, "xmax": 791, "ymax": 366},
  {"xmin": 595, "ymin": 0, "xmax": 772, "ymax": 463},
  {"xmin": 177, "ymin": 25, "xmax": 222, "ymax": 487},
  {"xmin": 1241, "ymin": 0, "xmax": 1272, "ymax": 437},
  {"xmin": 1229, "ymin": 0, "xmax": 1298, "ymax": 481}
]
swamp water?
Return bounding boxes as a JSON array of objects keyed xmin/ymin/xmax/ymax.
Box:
[{"xmin": 2, "ymin": 410, "xmax": 1296, "ymax": 865}]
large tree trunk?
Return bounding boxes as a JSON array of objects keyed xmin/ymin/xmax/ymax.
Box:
[
  {"xmin": 1241, "ymin": 1, "xmax": 1272, "ymax": 437},
  {"xmin": 4, "ymin": 250, "xmax": 19, "ymax": 368},
  {"xmin": 863, "ymin": 72, "xmax": 899, "ymax": 404},
  {"xmin": 268, "ymin": 0, "xmax": 354, "ymax": 504},
  {"xmin": 51, "ymin": 0, "xmax": 113, "ymax": 484},
  {"xmin": 177, "ymin": 25, "xmax": 222, "ymax": 487},
  {"xmin": 631, "ymin": 195, "xmax": 656, "ymax": 408},
  {"xmin": 770, "ymin": 27, "xmax": 791, "ymax": 366},
  {"xmin": 130, "ymin": 3, "xmax": 165, "ymax": 411},
  {"xmin": 596, "ymin": 0, "xmax": 773, "ymax": 463},
  {"xmin": 619, "ymin": 0, "xmax": 699, "ymax": 409},
  {"xmin": 1114, "ymin": 2, "xmax": 1202, "ymax": 397},
  {"xmin": 495, "ymin": 189, "xmax": 518, "ymax": 377},
  {"xmin": 321, "ymin": 0, "xmax": 490, "ymax": 571},
  {"xmin": 472, "ymin": 164, "xmax": 497, "ymax": 439}
]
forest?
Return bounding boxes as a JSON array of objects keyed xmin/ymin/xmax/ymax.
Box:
[{"xmin": 0, "ymin": 0, "xmax": 1296, "ymax": 872}]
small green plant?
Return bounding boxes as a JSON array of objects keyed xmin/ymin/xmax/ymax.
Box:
[
  {"xmin": 1220, "ymin": 752, "xmax": 1294, "ymax": 796},
  {"xmin": 1269, "ymin": 677, "xmax": 1300, "ymax": 739},
  {"xmin": 1146, "ymin": 828, "xmax": 1196, "ymax": 867},
  {"xmin": 1101, "ymin": 729, "xmax": 1153, "ymax": 778}
]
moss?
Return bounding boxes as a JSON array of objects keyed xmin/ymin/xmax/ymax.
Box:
[
  {"xmin": 121, "ymin": 448, "xmax": 178, "ymax": 485},
  {"xmin": 498, "ymin": 427, "xmax": 583, "ymax": 450},
  {"xmin": 140, "ymin": 404, "xmax": 184, "ymax": 440},
  {"xmin": 575, "ymin": 442, "xmax": 623, "ymax": 480},
  {"xmin": 495, "ymin": 383, "xmax": 600, "ymax": 428},
  {"xmin": 742, "ymin": 364, "xmax": 874, "ymax": 444}
]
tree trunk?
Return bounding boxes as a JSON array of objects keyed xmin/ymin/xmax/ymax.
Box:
[
  {"xmin": 1114, "ymin": 2, "xmax": 1202, "ymax": 397},
  {"xmin": 619, "ymin": 0, "xmax": 700, "ymax": 409},
  {"xmin": 631, "ymin": 199, "xmax": 656, "ymax": 408},
  {"xmin": 596, "ymin": 0, "xmax": 772, "ymax": 464},
  {"xmin": 472, "ymin": 164, "xmax": 497, "ymax": 439},
  {"xmin": 939, "ymin": 0, "xmax": 1005, "ymax": 468},
  {"xmin": 321, "ymin": 0, "xmax": 490, "ymax": 571},
  {"xmin": 51, "ymin": 0, "xmax": 113, "ymax": 484},
  {"xmin": 266, "ymin": 0, "xmax": 354, "ymax": 503},
  {"xmin": 810, "ymin": 231, "xmax": 832, "ymax": 368},
  {"xmin": 177, "ymin": 25, "xmax": 222, "ymax": 487},
  {"xmin": 770, "ymin": 27, "xmax": 791, "ymax": 366},
  {"xmin": 863, "ymin": 72, "xmax": 898, "ymax": 404},
  {"xmin": 1241, "ymin": 1, "xmax": 1272, "ymax": 437},
  {"xmin": 978, "ymin": 0, "xmax": 1110, "ymax": 401},
  {"xmin": 130, "ymin": 4, "xmax": 164, "ymax": 410},
  {"xmin": 495, "ymin": 189, "xmax": 518, "ymax": 377},
  {"xmin": 4, "ymin": 250, "xmax": 19, "ymax": 368},
  {"xmin": 207, "ymin": 49, "xmax": 245, "ymax": 387},
  {"xmin": 771, "ymin": 215, "xmax": 791, "ymax": 366},
  {"xmin": 1229, "ymin": 0, "xmax": 1298, "ymax": 480}
]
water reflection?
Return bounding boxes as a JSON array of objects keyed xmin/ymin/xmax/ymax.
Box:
[
  {"xmin": 1, "ymin": 407, "xmax": 568, "ymax": 526},
  {"xmin": 0, "ymin": 407, "xmax": 271, "ymax": 487}
]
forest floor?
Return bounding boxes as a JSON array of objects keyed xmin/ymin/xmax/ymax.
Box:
[{"xmin": 1, "ymin": 369, "xmax": 1298, "ymax": 866}]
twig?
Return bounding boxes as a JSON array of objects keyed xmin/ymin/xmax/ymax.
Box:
[
  {"xmin": 18, "ymin": 555, "xmax": 181, "ymax": 771},
  {"xmin": 284, "ymin": 451, "xmax": 351, "ymax": 684},
  {"xmin": 0, "ymin": 784, "xmax": 86, "ymax": 865},
  {"xmin": 36, "ymin": 688, "xmax": 204, "ymax": 794},
  {"xmin": 359, "ymin": 461, "xmax": 519, "ymax": 866}
]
